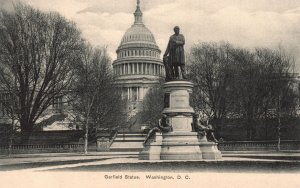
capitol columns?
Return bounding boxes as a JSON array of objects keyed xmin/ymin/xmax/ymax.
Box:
[{"xmin": 139, "ymin": 87, "xmax": 144, "ymax": 100}]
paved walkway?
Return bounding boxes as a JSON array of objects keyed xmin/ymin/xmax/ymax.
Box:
[
  {"xmin": 0, "ymin": 151, "xmax": 138, "ymax": 159},
  {"xmin": 0, "ymin": 152, "xmax": 138, "ymax": 166},
  {"xmin": 0, "ymin": 151, "xmax": 299, "ymax": 172}
]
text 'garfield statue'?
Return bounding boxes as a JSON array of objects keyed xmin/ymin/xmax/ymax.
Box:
[{"xmin": 163, "ymin": 26, "xmax": 186, "ymax": 81}]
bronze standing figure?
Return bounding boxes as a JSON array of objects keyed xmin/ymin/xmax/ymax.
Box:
[{"xmin": 163, "ymin": 26, "xmax": 186, "ymax": 80}]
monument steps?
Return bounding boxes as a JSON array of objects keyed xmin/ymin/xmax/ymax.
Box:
[
  {"xmin": 110, "ymin": 132, "xmax": 146, "ymax": 152},
  {"xmin": 114, "ymin": 138, "xmax": 145, "ymax": 141}
]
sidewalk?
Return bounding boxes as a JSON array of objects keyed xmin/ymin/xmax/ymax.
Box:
[
  {"xmin": 1, "ymin": 150, "xmax": 299, "ymax": 159},
  {"xmin": 0, "ymin": 151, "xmax": 139, "ymax": 159},
  {"xmin": 0, "ymin": 151, "xmax": 299, "ymax": 167},
  {"xmin": 0, "ymin": 152, "xmax": 138, "ymax": 166},
  {"xmin": 0, "ymin": 153, "xmax": 299, "ymax": 172}
]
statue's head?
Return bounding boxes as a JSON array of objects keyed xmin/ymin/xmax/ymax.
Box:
[{"xmin": 173, "ymin": 26, "xmax": 180, "ymax": 35}]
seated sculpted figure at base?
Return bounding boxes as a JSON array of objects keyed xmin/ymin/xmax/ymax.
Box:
[
  {"xmin": 192, "ymin": 114, "xmax": 218, "ymax": 143},
  {"xmin": 143, "ymin": 114, "xmax": 173, "ymax": 145}
]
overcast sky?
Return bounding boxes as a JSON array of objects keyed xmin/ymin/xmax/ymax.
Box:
[{"xmin": 2, "ymin": 0, "xmax": 300, "ymax": 71}]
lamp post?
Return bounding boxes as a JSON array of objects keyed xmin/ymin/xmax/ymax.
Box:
[{"xmin": 277, "ymin": 94, "xmax": 281, "ymax": 152}]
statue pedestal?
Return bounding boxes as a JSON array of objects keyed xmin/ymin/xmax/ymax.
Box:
[
  {"xmin": 162, "ymin": 81, "xmax": 194, "ymax": 133},
  {"xmin": 139, "ymin": 132, "xmax": 202, "ymax": 160},
  {"xmin": 139, "ymin": 133, "xmax": 222, "ymax": 160},
  {"xmin": 139, "ymin": 81, "xmax": 222, "ymax": 160}
]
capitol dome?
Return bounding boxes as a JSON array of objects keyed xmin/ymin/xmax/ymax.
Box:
[
  {"xmin": 116, "ymin": 23, "xmax": 161, "ymax": 58},
  {"xmin": 119, "ymin": 25, "xmax": 159, "ymax": 48},
  {"xmin": 113, "ymin": 0, "xmax": 164, "ymax": 96},
  {"xmin": 113, "ymin": 0, "xmax": 164, "ymax": 124},
  {"xmin": 115, "ymin": 0, "xmax": 161, "ymax": 57}
]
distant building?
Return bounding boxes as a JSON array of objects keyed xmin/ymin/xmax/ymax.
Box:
[
  {"xmin": 0, "ymin": 91, "xmax": 73, "ymax": 131},
  {"xmin": 112, "ymin": 1, "xmax": 164, "ymax": 129}
]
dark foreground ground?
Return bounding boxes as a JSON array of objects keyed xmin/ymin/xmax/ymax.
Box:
[{"xmin": 50, "ymin": 160, "xmax": 300, "ymax": 173}]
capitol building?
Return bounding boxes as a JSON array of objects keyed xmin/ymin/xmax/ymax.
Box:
[{"xmin": 113, "ymin": 1, "xmax": 164, "ymax": 126}]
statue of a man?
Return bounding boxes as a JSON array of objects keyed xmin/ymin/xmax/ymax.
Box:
[{"xmin": 164, "ymin": 26, "xmax": 186, "ymax": 79}]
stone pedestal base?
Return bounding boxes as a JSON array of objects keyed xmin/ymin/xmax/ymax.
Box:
[
  {"xmin": 160, "ymin": 132, "xmax": 202, "ymax": 160},
  {"xmin": 168, "ymin": 115, "xmax": 193, "ymax": 132},
  {"xmin": 139, "ymin": 80, "xmax": 222, "ymax": 161},
  {"xmin": 139, "ymin": 132, "xmax": 222, "ymax": 160},
  {"xmin": 199, "ymin": 141, "xmax": 222, "ymax": 160},
  {"xmin": 139, "ymin": 133, "xmax": 163, "ymax": 160}
]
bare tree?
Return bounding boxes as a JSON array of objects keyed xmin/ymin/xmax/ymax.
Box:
[
  {"xmin": 70, "ymin": 45, "xmax": 126, "ymax": 154},
  {"xmin": 140, "ymin": 81, "xmax": 164, "ymax": 128},
  {"xmin": 188, "ymin": 42, "xmax": 296, "ymax": 140},
  {"xmin": 231, "ymin": 48, "xmax": 295, "ymax": 140},
  {"xmin": 0, "ymin": 77, "xmax": 19, "ymax": 156},
  {"xmin": 188, "ymin": 42, "xmax": 235, "ymax": 134},
  {"xmin": 0, "ymin": 3, "xmax": 84, "ymax": 142}
]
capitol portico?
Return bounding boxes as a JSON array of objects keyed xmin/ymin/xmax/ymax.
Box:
[{"xmin": 113, "ymin": 0, "xmax": 164, "ymax": 120}]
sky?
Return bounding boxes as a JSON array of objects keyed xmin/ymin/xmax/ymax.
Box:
[{"xmin": 1, "ymin": 0, "xmax": 300, "ymax": 72}]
